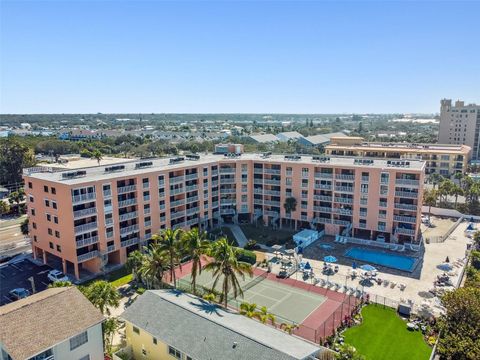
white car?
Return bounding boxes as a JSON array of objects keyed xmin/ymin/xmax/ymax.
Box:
[{"xmin": 47, "ymin": 270, "xmax": 70, "ymax": 283}]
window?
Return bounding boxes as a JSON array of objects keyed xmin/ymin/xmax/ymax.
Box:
[
  {"xmin": 49, "ymin": 241, "xmax": 54, "ymax": 249},
  {"xmin": 133, "ymin": 326, "xmax": 140, "ymax": 334},
  {"xmin": 152, "ymin": 337, "xmax": 158, "ymax": 345},
  {"xmin": 32, "ymin": 222, "xmax": 37, "ymax": 229},
  {"xmin": 28, "ymin": 182, "xmax": 32, "ymax": 189},
  {"xmin": 54, "ymin": 216, "xmax": 58, "ymax": 224},
  {"xmin": 45, "ymin": 199, "xmax": 50, "ymax": 207},
  {"xmin": 48, "ymin": 228, "xmax": 53, "ymax": 235},
  {"xmin": 55, "ymin": 230, "xmax": 60, "ymax": 238},
  {"xmin": 47, "ymin": 214, "xmax": 51, "ymax": 221},
  {"xmin": 56, "ymin": 245, "xmax": 61, "ymax": 252},
  {"xmin": 29, "ymin": 196, "xmax": 34, "ymax": 203},
  {"xmin": 70, "ymin": 331, "xmax": 88, "ymax": 350},
  {"xmin": 31, "ymin": 209, "xmax": 36, "ymax": 216},
  {"xmin": 51, "ymin": 187, "xmax": 56, "ymax": 195},
  {"xmin": 52, "ymin": 201, "xmax": 57, "ymax": 209},
  {"xmin": 168, "ymin": 346, "xmax": 182, "ymax": 359},
  {"xmin": 44, "ymin": 185, "xmax": 49, "ymax": 193},
  {"xmin": 78, "ymin": 355, "xmax": 90, "ymax": 360},
  {"xmin": 33, "ymin": 235, "xmax": 37, "ymax": 242}
]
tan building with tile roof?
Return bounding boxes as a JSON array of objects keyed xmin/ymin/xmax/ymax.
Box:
[{"xmin": 0, "ymin": 286, "xmax": 104, "ymax": 360}]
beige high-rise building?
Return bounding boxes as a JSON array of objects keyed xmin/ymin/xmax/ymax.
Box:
[{"xmin": 438, "ymin": 99, "xmax": 480, "ymax": 159}]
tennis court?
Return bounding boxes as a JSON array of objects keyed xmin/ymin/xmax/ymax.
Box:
[{"xmin": 179, "ymin": 270, "xmax": 326, "ymax": 324}]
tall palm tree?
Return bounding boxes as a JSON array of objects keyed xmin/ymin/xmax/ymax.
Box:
[
  {"xmin": 204, "ymin": 238, "xmax": 253, "ymax": 308},
  {"xmin": 450, "ymin": 184, "xmax": 464, "ymax": 208},
  {"xmin": 157, "ymin": 228, "xmax": 184, "ymax": 288},
  {"xmin": 82, "ymin": 280, "xmax": 120, "ymax": 315},
  {"xmin": 138, "ymin": 244, "xmax": 167, "ymax": 289},
  {"xmin": 126, "ymin": 250, "xmax": 145, "ymax": 282},
  {"xmin": 91, "ymin": 149, "xmax": 103, "ymax": 165},
  {"xmin": 283, "ymin": 196, "xmax": 297, "ymax": 227},
  {"xmin": 423, "ymin": 188, "xmax": 437, "ymax": 220},
  {"xmin": 183, "ymin": 228, "xmax": 210, "ymax": 294}
]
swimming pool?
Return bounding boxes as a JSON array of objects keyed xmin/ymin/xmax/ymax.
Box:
[{"xmin": 344, "ymin": 247, "xmax": 417, "ymax": 272}]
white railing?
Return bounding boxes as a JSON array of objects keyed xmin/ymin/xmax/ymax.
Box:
[
  {"xmin": 394, "ymin": 215, "xmax": 417, "ymax": 223},
  {"xmin": 334, "ymin": 197, "xmax": 353, "ymax": 204},
  {"xmin": 73, "ymin": 207, "xmax": 97, "ymax": 218},
  {"xmin": 333, "ymin": 208, "xmax": 353, "ymax": 215},
  {"xmin": 118, "ymin": 198, "xmax": 137, "ymax": 207},
  {"xmin": 186, "ymin": 207, "xmax": 199, "ymax": 215},
  {"xmin": 335, "ymin": 174, "xmax": 355, "ymax": 181},
  {"xmin": 219, "ymin": 168, "xmax": 236, "ymax": 174},
  {"xmin": 121, "ymin": 237, "xmax": 139, "ymax": 248},
  {"xmin": 185, "ymin": 173, "xmax": 198, "ymax": 181},
  {"xmin": 395, "ymin": 191, "xmax": 419, "ymax": 198},
  {"xmin": 395, "ymin": 179, "xmax": 420, "ymax": 186},
  {"xmin": 119, "ymin": 211, "xmax": 138, "ymax": 221},
  {"xmin": 117, "ymin": 185, "xmax": 136, "ymax": 194},
  {"xmin": 170, "ymin": 187, "xmax": 184, "ymax": 195},
  {"xmin": 314, "ymin": 172, "xmax": 333, "ymax": 179},
  {"xmin": 119, "ymin": 224, "xmax": 139, "ymax": 235},
  {"xmin": 186, "ymin": 195, "xmax": 199, "ymax": 203},
  {"xmin": 314, "ymin": 195, "xmax": 333, "ymax": 202},
  {"xmin": 170, "ymin": 199, "xmax": 185, "ymax": 207},
  {"xmin": 396, "ymin": 227, "xmax": 416, "ymax": 236},
  {"xmin": 313, "ymin": 217, "xmax": 331, "ymax": 224},
  {"xmin": 170, "ymin": 211, "xmax": 185, "ymax": 220},
  {"xmin": 170, "ymin": 176, "xmax": 185, "ymax": 184},
  {"xmin": 78, "ymin": 250, "xmax": 99, "ymax": 262},
  {"xmin": 394, "ymin": 203, "xmax": 417, "ymax": 211},
  {"xmin": 334, "ymin": 219, "xmax": 351, "ymax": 226},
  {"xmin": 313, "ymin": 206, "xmax": 332, "ymax": 212},
  {"xmin": 264, "ymin": 179, "xmax": 281, "ymax": 185},
  {"xmin": 335, "ymin": 186, "xmax": 354, "ymax": 193},
  {"xmin": 74, "ymin": 222, "xmax": 98, "ymax": 234},
  {"xmin": 185, "ymin": 185, "xmax": 198, "ymax": 192},
  {"xmin": 72, "ymin": 192, "xmax": 96, "ymax": 203},
  {"xmin": 76, "ymin": 236, "xmax": 99, "ymax": 248},
  {"xmin": 107, "ymin": 244, "xmax": 116, "ymax": 253}
]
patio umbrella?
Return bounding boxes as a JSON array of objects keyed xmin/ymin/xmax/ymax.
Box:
[
  {"xmin": 324, "ymin": 255, "xmax": 338, "ymax": 263},
  {"xmin": 304, "ymin": 262, "xmax": 312, "ymax": 270},
  {"xmin": 360, "ymin": 264, "xmax": 377, "ymax": 272},
  {"xmin": 438, "ymin": 263, "xmax": 453, "ymax": 271}
]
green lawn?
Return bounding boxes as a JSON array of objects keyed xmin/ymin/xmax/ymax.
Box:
[
  {"xmin": 106, "ymin": 266, "xmax": 133, "ymax": 288},
  {"xmin": 343, "ymin": 305, "xmax": 432, "ymax": 360},
  {"xmin": 239, "ymin": 224, "xmax": 296, "ymax": 247}
]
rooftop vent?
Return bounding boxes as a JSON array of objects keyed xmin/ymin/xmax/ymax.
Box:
[
  {"xmin": 284, "ymin": 155, "xmax": 301, "ymax": 161},
  {"xmin": 354, "ymin": 159, "xmax": 374, "ymax": 165},
  {"xmin": 262, "ymin": 152, "xmax": 272, "ymax": 158},
  {"xmin": 105, "ymin": 165, "xmax": 125, "ymax": 173},
  {"xmin": 62, "ymin": 170, "xmax": 87, "ymax": 179},
  {"xmin": 169, "ymin": 157, "xmax": 185, "ymax": 164},
  {"xmin": 135, "ymin": 161, "xmax": 153, "ymax": 169},
  {"xmin": 224, "ymin": 153, "xmax": 241, "ymax": 158},
  {"xmin": 312, "ymin": 156, "xmax": 330, "ymax": 162},
  {"xmin": 186, "ymin": 154, "xmax": 200, "ymax": 161}
]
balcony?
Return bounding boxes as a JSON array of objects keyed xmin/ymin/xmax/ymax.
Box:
[
  {"xmin": 395, "ymin": 179, "xmax": 420, "ymax": 187},
  {"xmin": 103, "ymin": 189, "xmax": 112, "ymax": 197},
  {"xmin": 106, "ymin": 231, "xmax": 114, "ymax": 238},
  {"xmin": 211, "ymin": 201, "xmax": 219, "ymax": 208},
  {"xmin": 394, "ymin": 203, "xmax": 417, "ymax": 211},
  {"xmin": 121, "ymin": 237, "xmax": 139, "ymax": 248},
  {"xmin": 220, "ymin": 188, "xmax": 236, "ymax": 194},
  {"xmin": 143, "ymin": 195, "xmax": 150, "ymax": 202},
  {"xmin": 361, "ymin": 176, "xmax": 369, "ymax": 182},
  {"xmin": 107, "ymin": 244, "xmax": 116, "ymax": 253},
  {"xmin": 170, "ymin": 187, "xmax": 184, "ymax": 195},
  {"xmin": 170, "ymin": 211, "xmax": 185, "ymax": 220},
  {"xmin": 76, "ymin": 236, "xmax": 99, "ymax": 248},
  {"xmin": 185, "ymin": 185, "xmax": 198, "ymax": 192},
  {"xmin": 358, "ymin": 223, "xmax": 367, "ymax": 229},
  {"xmin": 264, "ymin": 179, "xmax": 281, "ymax": 186},
  {"xmin": 105, "ymin": 218, "xmax": 113, "ymax": 226},
  {"xmin": 334, "ymin": 219, "xmax": 350, "ymax": 226},
  {"xmin": 335, "ymin": 174, "xmax": 355, "ymax": 181},
  {"xmin": 314, "ymin": 184, "xmax": 332, "ymax": 190},
  {"xmin": 254, "ymin": 168, "xmax": 263, "ymax": 174},
  {"xmin": 359, "ymin": 212, "xmax": 367, "ymax": 217},
  {"xmin": 378, "ymin": 225, "xmax": 386, "ymax": 232},
  {"xmin": 119, "ymin": 211, "xmax": 138, "ymax": 221},
  {"xmin": 220, "ymin": 168, "xmax": 236, "ymax": 174},
  {"xmin": 144, "ymin": 220, "xmax": 152, "ymax": 227},
  {"xmin": 314, "ymin": 172, "xmax": 333, "ymax": 179},
  {"xmin": 264, "ymin": 200, "xmax": 280, "ymax": 207},
  {"xmin": 264, "ymin": 210, "xmax": 279, "ymax": 217},
  {"xmin": 169, "ymin": 176, "xmax": 185, "ymax": 186},
  {"xmin": 394, "ymin": 215, "xmax": 417, "ymax": 223},
  {"xmin": 379, "ymin": 201, "xmax": 387, "ymax": 208},
  {"xmin": 211, "ymin": 170, "xmax": 219, "ymax": 176},
  {"xmin": 333, "ymin": 208, "xmax": 353, "ymax": 215},
  {"xmin": 313, "ymin": 206, "xmax": 332, "ymax": 213},
  {"xmin": 264, "ymin": 168, "xmax": 281, "ymax": 175},
  {"xmin": 264, "ymin": 190, "xmax": 281, "ymax": 196},
  {"xmin": 211, "ymin": 180, "xmax": 219, "ymax": 187},
  {"xmin": 73, "ymin": 207, "xmax": 97, "ymax": 219},
  {"xmin": 335, "ymin": 186, "xmax": 354, "ymax": 193},
  {"xmin": 74, "ymin": 222, "xmax": 98, "ymax": 234},
  {"xmin": 313, "ymin": 217, "xmax": 331, "ymax": 224},
  {"xmin": 396, "ymin": 227, "xmax": 416, "ymax": 236},
  {"xmin": 172, "ymin": 222, "xmax": 186, "ymax": 230},
  {"xmin": 118, "ymin": 198, "xmax": 137, "ymax": 208},
  {"xmin": 77, "ymin": 250, "xmax": 99, "ymax": 263},
  {"xmin": 143, "ymin": 182, "xmax": 149, "ymax": 189},
  {"xmin": 220, "ymin": 178, "xmax": 236, "ymax": 184},
  {"xmin": 119, "ymin": 224, "xmax": 140, "ymax": 235},
  {"xmin": 117, "ymin": 185, "xmax": 137, "ymax": 194},
  {"xmin": 158, "ymin": 179, "xmax": 165, "ymax": 186},
  {"xmin": 313, "ymin": 195, "xmax": 332, "ymax": 202},
  {"xmin": 334, "ymin": 197, "xmax": 353, "ymax": 204},
  {"xmin": 220, "ymin": 199, "xmax": 235, "ymax": 205},
  {"xmin": 72, "ymin": 192, "xmax": 96, "ymax": 204},
  {"xmin": 395, "ymin": 191, "xmax": 419, "ymax": 199},
  {"xmin": 211, "ymin": 190, "xmax": 219, "ymax": 197},
  {"xmin": 220, "ymin": 208, "xmax": 236, "ymax": 215},
  {"xmin": 186, "ymin": 207, "xmax": 199, "ymax": 215},
  {"xmin": 186, "ymin": 218, "xmax": 199, "ymax": 226},
  {"xmin": 170, "ymin": 199, "xmax": 185, "ymax": 207},
  {"xmin": 186, "ymin": 195, "xmax": 199, "ymax": 203},
  {"xmin": 185, "ymin": 173, "xmax": 198, "ymax": 181}
]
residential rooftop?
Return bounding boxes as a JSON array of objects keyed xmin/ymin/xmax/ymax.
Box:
[
  {"xmin": 327, "ymin": 140, "xmax": 471, "ymax": 154},
  {"xmin": 121, "ymin": 290, "xmax": 323, "ymax": 360},
  {"xmin": 0, "ymin": 287, "xmax": 104, "ymax": 360},
  {"xmin": 23, "ymin": 153, "xmax": 426, "ymax": 184}
]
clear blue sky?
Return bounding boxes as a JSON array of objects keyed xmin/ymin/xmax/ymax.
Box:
[{"xmin": 1, "ymin": 0, "xmax": 479, "ymax": 114}]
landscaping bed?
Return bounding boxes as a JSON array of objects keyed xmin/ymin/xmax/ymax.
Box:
[{"xmin": 239, "ymin": 224, "xmax": 296, "ymax": 248}]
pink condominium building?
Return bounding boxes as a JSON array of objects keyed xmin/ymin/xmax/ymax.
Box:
[{"xmin": 23, "ymin": 153, "xmax": 424, "ymax": 280}]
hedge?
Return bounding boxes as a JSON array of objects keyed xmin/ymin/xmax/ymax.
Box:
[{"xmin": 237, "ymin": 248, "xmax": 257, "ymax": 265}]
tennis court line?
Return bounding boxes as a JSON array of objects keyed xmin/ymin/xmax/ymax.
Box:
[{"xmin": 256, "ymin": 280, "xmax": 327, "ymax": 302}]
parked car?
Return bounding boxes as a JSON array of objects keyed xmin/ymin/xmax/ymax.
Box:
[
  {"xmin": 47, "ymin": 269, "xmax": 70, "ymax": 283},
  {"xmin": 9, "ymin": 288, "xmax": 30, "ymax": 301},
  {"xmin": 376, "ymin": 234, "xmax": 386, "ymax": 242}
]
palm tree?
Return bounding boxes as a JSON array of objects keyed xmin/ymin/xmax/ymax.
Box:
[
  {"xmin": 103, "ymin": 317, "xmax": 121, "ymax": 356},
  {"xmin": 126, "ymin": 250, "xmax": 145, "ymax": 282},
  {"xmin": 204, "ymin": 238, "xmax": 253, "ymax": 308},
  {"xmin": 183, "ymin": 228, "xmax": 210, "ymax": 294},
  {"xmin": 257, "ymin": 305, "xmax": 276, "ymax": 325},
  {"xmin": 138, "ymin": 244, "xmax": 167, "ymax": 289},
  {"xmin": 82, "ymin": 280, "xmax": 120, "ymax": 315},
  {"xmin": 239, "ymin": 302, "xmax": 258, "ymax": 318},
  {"xmin": 280, "ymin": 323, "xmax": 298, "ymax": 334},
  {"xmin": 428, "ymin": 173, "xmax": 443, "ymax": 190},
  {"xmin": 283, "ymin": 197, "xmax": 297, "ymax": 227},
  {"xmin": 156, "ymin": 228, "xmax": 184, "ymax": 288},
  {"xmin": 450, "ymin": 184, "xmax": 464, "ymax": 208},
  {"xmin": 91, "ymin": 149, "xmax": 103, "ymax": 164},
  {"xmin": 423, "ymin": 189, "xmax": 437, "ymax": 221}
]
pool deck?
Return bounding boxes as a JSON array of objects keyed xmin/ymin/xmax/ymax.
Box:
[{"xmin": 268, "ymin": 220, "xmax": 472, "ymax": 313}]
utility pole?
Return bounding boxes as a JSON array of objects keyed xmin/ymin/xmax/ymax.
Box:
[{"xmin": 28, "ymin": 276, "xmax": 36, "ymax": 294}]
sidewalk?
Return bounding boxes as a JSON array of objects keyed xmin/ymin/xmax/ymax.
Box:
[{"xmin": 223, "ymin": 224, "xmax": 271, "ymax": 250}]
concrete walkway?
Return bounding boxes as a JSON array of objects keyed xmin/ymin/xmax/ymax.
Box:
[{"xmin": 224, "ymin": 224, "xmax": 249, "ymax": 248}]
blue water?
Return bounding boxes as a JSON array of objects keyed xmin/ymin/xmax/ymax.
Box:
[{"xmin": 344, "ymin": 247, "xmax": 417, "ymax": 272}]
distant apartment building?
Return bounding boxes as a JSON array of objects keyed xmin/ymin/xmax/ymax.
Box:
[
  {"xmin": 116, "ymin": 289, "xmax": 323, "ymax": 360},
  {"xmin": 0, "ymin": 287, "xmax": 104, "ymax": 360},
  {"xmin": 214, "ymin": 143, "xmax": 244, "ymax": 155},
  {"xmin": 325, "ymin": 136, "xmax": 471, "ymax": 176},
  {"xmin": 23, "ymin": 153, "xmax": 424, "ymax": 280},
  {"xmin": 438, "ymin": 99, "xmax": 480, "ymax": 159}
]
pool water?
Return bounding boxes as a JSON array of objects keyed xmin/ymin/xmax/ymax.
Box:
[{"xmin": 344, "ymin": 247, "xmax": 417, "ymax": 272}]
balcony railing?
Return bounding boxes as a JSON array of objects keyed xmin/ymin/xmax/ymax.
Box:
[
  {"xmin": 211, "ymin": 201, "xmax": 219, "ymax": 208},
  {"xmin": 76, "ymin": 236, "xmax": 99, "ymax": 248},
  {"xmin": 264, "ymin": 168, "xmax": 281, "ymax": 175},
  {"xmin": 395, "ymin": 179, "xmax": 420, "ymax": 186},
  {"xmin": 396, "ymin": 227, "xmax": 416, "ymax": 236},
  {"xmin": 170, "ymin": 176, "xmax": 185, "ymax": 184},
  {"xmin": 220, "ymin": 178, "xmax": 236, "ymax": 184},
  {"xmin": 185, "ymin": 185, "xmax": 198, "ymax": 192},
  {"xmin": 186, "ymin": 195, "xmax": 199, "ymax": 203},
  {"xmin": 395, "ymin": 191, "xmax": 419, "ymax": 199},
  {"xmin": 335, "ymin": 186, "xmax": 354, "ymax": 193},
  {"xmin": 220, "ymin": 168, "xmax": 236, "ymax": 174},
  {"xmin": 220, "ymin": 188, "xmax": 236, "ymax": 193},
  {"xmin": 379, "ymin": 201, "xmax": 387, "ymax": 207},
  {"xmin": 394, "ymin": 215, "xmax": 417, "ymax": 223},
  {"xmin": 185, "ymin": 173, "xmax": 198, "ymax": 181},
  {"xmin": 264, "ymin": 200, "xmax": 280, "ymax": 207},
  {"xmin": 170, "ymin": 187, "xmax": 184, "ymax": 195},
  {"xmin": 335, "ymin": 174, "xmax": 355, "ymax": 181},
  {"xmin": 77, "ymin": 250, "xmax": 99, "ymax": 263},
  {"xmin": 170, "ymin": 211, "xmax": 185, "ymax": 220},
  {"xmin": 211, "ymin": 180, "xmax": 219, "ymax": 187},
  {"xmin": 73, "ymin": 207, "xmax": 97, "ymax": 219},
  {"xmin": 107, "ymin": 244, "xmax": 116, "ymax": 253},
  {"xmin": 144, "ymin": 220, "xmax": 152, "ymax": 227},
  {"xmin": 72, "ymin": 192, "xmax": 96, "ymax": 203},
  {"xmin": 313, "ymin": 195, "xmax": 333, "ymax": 202},
  {"xmin": 264, "ymin": 179, "xmax": 281, "ymax": 185},
  {"xmin": 103, "ymin": 189, "xmax": 112, "ymax": 197},
  {"xmin": 314, "ymin": 172, "xmax": 333, "ymax": 179},
  {"xmin": 361, "ymin": 176, "xmax": 369, "ymax": 182},
  {"xmin": 121, "ymin": 237, "xmax": 139, "ymax": 248},
  {"xmin": 314, "ymin": 184, "xmax": 332, "ymax": 190},
  {"xmin": 119, "ymin": 211, "xmax": 138, "ymax": 222},
  {"xmin": 313, "ymin": 206, "xmax": 332, "ymax": 212},
  {"xmin": 119, "ymin": 224, "xmax": 140, "ymax": 235},
  {"xmin": 394, "ymin": 203, "xmax": 417, "ymax": 211},
  {"xmin": 170, "ymin": 199, "xmax": 185, "ymax": 207},
  {"xmin": 74, "ymin": 222, "xmax": 98, "ymax": 234},
  {"xmin": 160, "ymin": 216, "xmax": 166, "ymax": 222},
  {"xmin": 264, "ymin": 210, "xmax": 279, "ymax": 217},
  {"xmin": 118, "ymin": 198, "xmax": 137, "ymax": 208},
  {"xmin": 334, "ymin": 197, "xmax": 353, "ymax": 204},
  {"xmin": 333, "ymin": 208, "xmax": 353, "ymax": 215},
  {"xmin": 313, "ymin": 217, "xmax": 331, "ymax": 224},
  {"xmin": 186, "ymin": 207, "xmax": 199, "ymax": 215},
  {"xmin": 186, "ymin": 218, "xmax": 199, "ymax": 226},
  {"xmin": 117, "ymin": 185, "xmax": 137, "ymax": 194},
  {"xmin": 359, "ymin": 223, "xmax": 367, "ymax": 229},
  {"xmin": 334, "ymin": 219, "xmax": 350, "ymax": 226},
  {"xmin": 264, "ymin": 190, "xmax": 281, "ymax": 196}
]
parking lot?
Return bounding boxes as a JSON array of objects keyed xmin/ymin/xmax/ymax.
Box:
[{"xmin": 0, "ymin": 258, "xmax": 52, "ymax": 305}]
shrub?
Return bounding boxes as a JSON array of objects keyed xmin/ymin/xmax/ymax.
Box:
[
  {"xmin": 136, "ymin": 287, "xmax": 146, "ymax": 295},
  {"xmin": 244, "ymin": 239, "xmax": 257, "ymax": 250},
  {"xmin": 237, "ymin": 248, "xmax": 257, "ymax": 265},
  {"xmin": 470, "ymin": 250, "xmax": 480, "ymax": 270}
]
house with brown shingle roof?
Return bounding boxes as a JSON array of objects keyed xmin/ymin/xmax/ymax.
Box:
[{"xmin": 0, "ymin": 287, "xmax": 104, "ymax": 360}]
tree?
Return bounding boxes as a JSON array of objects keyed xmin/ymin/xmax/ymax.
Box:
[
  {"xmin": 182, "ymin": 228, "xmax": 209, "ymax": 294},
  {"xmin": 82, "ymin": 280, "xmax": 120, "ymax": 315},
  {"xmin": 20, "ymin": 217, "xmax": 29, "ymax": 235},
  {"xmin": 428, "ymin": 173, "xmax": 443, "ymax": 190},
  {"xmin": 473, "ymin": 232, "xmax": 480, "ymax": 249},
  {"xmin": 423, "ymin": 189, "xmax": 437, "ymax": 219},
  {"xmin": 280, "ymin": 323, "xmax": 298, "ymax": 334},
  {"xmin": 91, "ymin": 149, "xmax": 103, "ymax": 164},
  {"xmin": 204, "ymin": 238, "xmax": 253, "ymax": 308},
  {"xmin": 103, "ymin": 317, "xmax": 121, "ymax": 356},
  {"xmin": 438, "ymin": 179, "xmax": 454, "ymax": 204},
  {"xmin": 0, "ymin": 201, "xmax": 11, "ymax": 216},
  {"xmin": 8, "ymin": 188, "xmax": 25, "ymax": 214},
  {"xmin": 450, "ymin": 184, "xmax": 464, "ymax": 208},
  {"xmin": 335, "ymin": 344, "xmax": 365, "ymax": 360},
  {"xmin": 437, "ymin": 287, "xmax": 480, "ymax": 360},
  {"xmin": 126, "ymin": 250, "xmax": 145, "ymax": 282},
  {"xmin": 155, "ymin": 228, "xmax": 184, "ymax": 288},
  {"xmin": 240, "ymin": 302, "xmax": 258, "ymax": 318},
  {"xmin": 283, "ymin": 196, "xmax": 297, "ymax": 227},
  {"xmin": 138, "ymin": 243, "xmax": 168, "ymax": 289},
  {"xmin": 0, "ymin": 139, "xmax": 36, "ymax": 185},
  {"xmin": 256, "ymin": 305, "xmax": 275, "ymax": 325}
]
